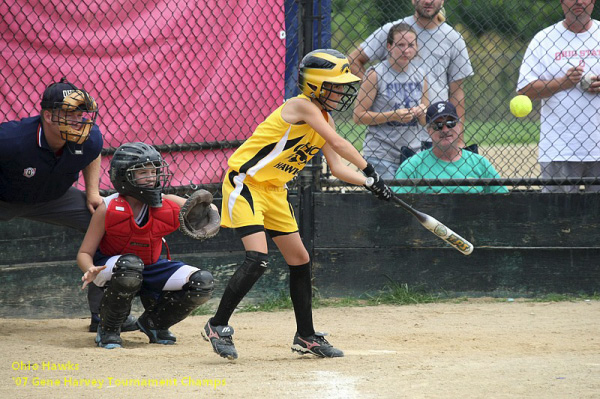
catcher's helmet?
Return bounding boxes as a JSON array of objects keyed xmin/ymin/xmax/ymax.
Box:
[
  {"xmin": 298, "ymin": 49, "xmax": 360, "ymax": 112},
  {"xmin": 109, "ymin": 142, "xmax": 172, "ymax": 207},
  {"xmin": 41, "ymin": 78, "xmax": 98, "ymax": 154}
]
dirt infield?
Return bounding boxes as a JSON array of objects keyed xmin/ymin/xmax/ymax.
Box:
[
  {"xmin": 480, "ymin": 144, "xmax": 540, "ymax": 178},
  {"xmin": 1, "ymin": 300, "xmax": 599, "ymax": 399}
]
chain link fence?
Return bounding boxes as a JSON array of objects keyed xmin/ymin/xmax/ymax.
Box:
[
  {"xmin": 1, "ymin": 1, "xmax": 600, "ymax": 194},
  {"xmin": 1, "ymin": 0, "xmax": 288, "ymax": 194},
  {"xmin": 330, "ymin": 0, "xmax": 600, "ymax": 193}
]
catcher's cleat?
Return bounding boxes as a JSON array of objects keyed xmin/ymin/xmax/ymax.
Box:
[
  {"xmin": 136, "ymin": 314, "xmax": 177, "ymax": 345},
  {"xmin": 291, "ymin": 332, "xmax": 344, "ymax": 358},
  {"xmin": 202, "ymin": 319, "xmax": 238, "ymax": 360},
  {"xmin": 95, "ymin": 326, "xmax": 122, "ymax": 349},
  {"xmin": 122, "ymin": 315, "xmax": 140, "ymax": 332},
  {"xmin": 89, "ymin": 313, "xmax": 101, "ymax": 332},
  {"xmin": 89, "ymin": 314, "xmax": 139, "ymax": 333}
]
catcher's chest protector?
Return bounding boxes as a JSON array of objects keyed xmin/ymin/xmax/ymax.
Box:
[{"xmin": 100, "ymin": 196, "xmax": 180, "ymax": 264}]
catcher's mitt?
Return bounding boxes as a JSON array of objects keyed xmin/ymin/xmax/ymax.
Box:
[{"xmin": 178, "ymin": 189, "xmax": 220, "ymax": 240}]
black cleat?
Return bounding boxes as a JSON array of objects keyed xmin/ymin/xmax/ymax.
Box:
[
  {"xmin": 95, "ymin": 326, "xmax": 122, "ymax": 349},
  {"xmin": 291, "ymin": 332, "xmax": 344, "ymax": 358},
  {"xmin": 121, "ymin": 315, "xmax": 140, "ymax": 332},
  {"xmin": 90, "ymin": 314, "xmax": 138, "ymax": 333},
  {"xmin": 201, "ymin": 319, "xmax": 238, "ymax": 360},
  {"xmin": 137, "ymin": 313, "xmax": 176, "ymax": 345},
  {"xmin": 89, "ymin": 313, "xmax": 101, "ymax": 332}
]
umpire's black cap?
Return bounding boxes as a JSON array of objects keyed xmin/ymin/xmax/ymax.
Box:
[
  {"xmin": 40, "ymin": 77, "xmax": 78, "ymax": 109},
  {"xmin": 426, "ymin": 101, "xmax": 459, "ymax": 124}
]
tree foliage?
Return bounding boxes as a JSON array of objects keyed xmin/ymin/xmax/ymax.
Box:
[
  {"xmin": 333, "ymin": 0, "xmax": 600, "ymax": 47},
  {"xmin": 332, "ymin": 0, "xmax": 600, "ymax": 125}
]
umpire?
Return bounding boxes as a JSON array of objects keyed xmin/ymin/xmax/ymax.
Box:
[{"xmin": 0, "ymin": 77, "xmax": 136, "ymax": 332}]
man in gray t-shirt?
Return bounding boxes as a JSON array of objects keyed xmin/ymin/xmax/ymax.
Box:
[{"xmin": 349, "ymin": 0, "xmax": 473, "ymax": 143}]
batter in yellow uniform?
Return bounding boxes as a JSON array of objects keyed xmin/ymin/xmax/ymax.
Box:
[
  {"xmin": 202, "ymin": 49, "xmax": 392, "ymax": 361},
  {"xmin": 221, "ymin": 94, "xmax": 327, "ymax": 233}
]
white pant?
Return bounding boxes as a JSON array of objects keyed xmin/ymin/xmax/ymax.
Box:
[
  {"xmin": 93, "ymin": 255, "xmax": 199, "ymax": 291},
  {"xmin": 540, "ymin": 161, "xmax": 600, "ymax": 193}
]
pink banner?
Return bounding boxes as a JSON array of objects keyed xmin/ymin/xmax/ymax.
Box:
[{"xmin": 0, "ymin": 0, "xmax": 286, "ymax": 188}]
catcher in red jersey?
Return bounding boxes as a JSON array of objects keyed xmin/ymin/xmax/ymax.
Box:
[
  {"xmin": 77, "ymin": 142, "xmax": 219, "ymax": 349},
  {"xmin": 202, "ymin": 49, "xmax": 392, "ymax": 361}
]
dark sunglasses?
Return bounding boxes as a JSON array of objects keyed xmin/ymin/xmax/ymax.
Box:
[{"xmin": 430, "ymin": 119, "xmax": 458, "ymax": 131}]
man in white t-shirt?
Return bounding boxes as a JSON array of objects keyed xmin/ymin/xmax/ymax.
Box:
[
  {"xmin": 348, "ymin": 0, "xmax": 473, "ymax": 145},
  {"xmin": 517, "ymin": 0, "xmax": 600, "ymax": 193}
]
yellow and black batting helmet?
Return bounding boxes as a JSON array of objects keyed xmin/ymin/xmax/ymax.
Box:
[{"xmin": 298, "ymin": 49, "xmax": 360, "ymax": 111}]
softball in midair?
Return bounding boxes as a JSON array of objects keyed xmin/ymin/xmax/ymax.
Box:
[{"xmin": 510, "ymin": 95, "xmax": 532, "ymax": 118}]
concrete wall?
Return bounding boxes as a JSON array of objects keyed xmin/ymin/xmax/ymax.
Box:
[
  {"xmin": 1, "ymin": 193, "xmax": 598, "ymax": 318},
  {"xmin": 312, "ymin": 193, "xmax": 600, "ymax": 297}
]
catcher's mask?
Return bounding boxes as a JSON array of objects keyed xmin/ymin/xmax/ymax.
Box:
[
  {"xmin": 298, "ymin": 49, "xmax": 360, "ymax": 112},
  {"xmin": 110, "ymin": 142, "xmax": 172, "ymax": 207},
  {"xmin": 41, "ymin": 78, "xmax": 98, "ymax": 155}
]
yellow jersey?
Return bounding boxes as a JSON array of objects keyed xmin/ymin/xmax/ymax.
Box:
[{"xmin": 227, "ymin": 94, "xmax": 327, "ymax": 187}]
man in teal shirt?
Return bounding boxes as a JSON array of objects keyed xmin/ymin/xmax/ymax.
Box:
[{"xmin": 394, "ymin": 101, "xmax": 508, "ymax": 194}]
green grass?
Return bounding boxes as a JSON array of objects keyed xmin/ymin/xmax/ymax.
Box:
[
  {"xmin": 236, "ymin": 282, "xmax": 443, "ymax": 312},
  {"xmin": 464, "ymin": 119, "xmax": 540, "ymax": 146},
  {"xmin": 238, "ymin": 290, "xmax": 294, "ymax": 312},
  {"xmin": 235, "ymin": 290, "xmax": 364, "ymax": 312},
  {"xmin": 191, "ymin": 303, "xmax": 216, "ymax": 316},
  {"xmin": 191, "ymin": 286, "xmax": 599, "ymax": 316},
  {"xmin": 337, "ymin": 122, "xmax": 367, "ymax": 152},
  {"xmin": 364, "ymin": 280, "xmax": 443, "ymax": 306},
  {"xmin": 336, "ymin": 119, "xmax": 540, "ymax": 151}
]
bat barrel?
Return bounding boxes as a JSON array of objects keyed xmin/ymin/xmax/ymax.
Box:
[{"xmin": 391, "ymin": 195, "xmax": 474, "ymax": 255}]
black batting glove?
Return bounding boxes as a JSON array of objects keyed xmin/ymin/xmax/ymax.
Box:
[{"xmin": 362, "ymin": 163, "xmax": 392, "ymax": 201}]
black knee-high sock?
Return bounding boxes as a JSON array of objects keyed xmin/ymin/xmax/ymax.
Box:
[
  {"xmin": 212, "ymin": 251, "xmax": 268, "ymax": 326},
  {"xmin": 289, "ymin": 262, "xmax": 315, "ymax": 337}
]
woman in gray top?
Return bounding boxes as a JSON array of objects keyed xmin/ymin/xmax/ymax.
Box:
[{"xmin": 353, "ymin": 23, "xmax": 429, "ymax": 180}]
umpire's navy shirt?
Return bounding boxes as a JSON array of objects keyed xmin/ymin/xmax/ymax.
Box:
[{"xmin": 0, "ymin": 116, "xmax": 103, "ymax": 204}]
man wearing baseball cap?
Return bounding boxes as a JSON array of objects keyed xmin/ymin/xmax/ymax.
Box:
[
  {"xmin": 393, "ymin": 101, "xmax": 508, "ymax": 194},
  {"xmin": 0, "ymin": 77, "xmax": 137, "ymax": 332}
]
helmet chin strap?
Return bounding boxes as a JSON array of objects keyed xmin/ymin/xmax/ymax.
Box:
[
  {"xmin": 64, "ymin": 141, "xmax": 84, "ymax": 155},
  {"xmin": 57, "ymin": 119, "xmax": 91, "ymax": 155},
  {"xmin": 129, "ymin": 187, "xmax": 163, "ymax": 208}
]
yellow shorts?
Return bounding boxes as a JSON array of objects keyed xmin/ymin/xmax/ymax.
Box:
[{"xmin": 220, "ymin": 169, "xmax": 298, "ymax": 233}]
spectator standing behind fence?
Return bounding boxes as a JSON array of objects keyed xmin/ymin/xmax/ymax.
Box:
[
  {"xmin": 348, "ymin": 0, "xmax": 473, "ymax": 146},
  {"xmin": 353, "ymin": 23, "xmax": 429, "ymax": 180},
  {"xmin": 517, "ymin": 0, "xmax": 600, "ymax": 193},
  {"xmin": 393, "ymin": 101, "xmax": 509, "ymax": 194},
  {"xmin": 0, "ymin": 78, "xmax": 138, "ymax": 332}
]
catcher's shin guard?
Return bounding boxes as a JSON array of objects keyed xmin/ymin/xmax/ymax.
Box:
[
  {"xmin": 99, "ymin": 255, "xmax": 144, "ymax": 334},
  {"xmin": 140, "ymin": 270, "xmax": 215, "ymax": 334}
]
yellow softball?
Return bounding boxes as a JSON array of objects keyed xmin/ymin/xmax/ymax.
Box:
[{"xmin": 510, "ymin": 95, "xmax": 532, "ymax": 118}]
